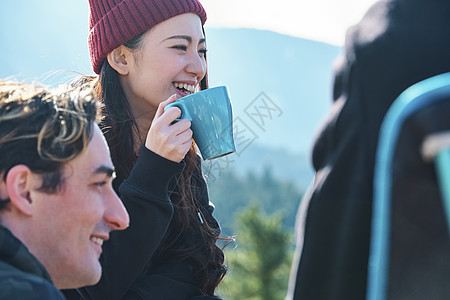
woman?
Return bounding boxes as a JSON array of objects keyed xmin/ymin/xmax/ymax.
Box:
[{"xmin": 64, "ymin": 0, "xmax": 227, "ymax": 299}]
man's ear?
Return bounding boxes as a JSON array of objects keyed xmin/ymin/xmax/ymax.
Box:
[
  {"xmin": 5, "ymin": 165, "xmax": 37, "ymax": 216},
  {"xmin": 107, "ymin": 45, "xmax": 131, "ymax": 75}
]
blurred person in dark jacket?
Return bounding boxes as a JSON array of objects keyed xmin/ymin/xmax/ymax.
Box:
[{"xmin": 286, "ymin": 0, "xmax": 450, "ymax": 299}]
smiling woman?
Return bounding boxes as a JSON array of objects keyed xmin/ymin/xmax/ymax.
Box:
[
  {"xmin": 63, "ymin": 1, "xmax": 229, "ymax": 300},
  {"xmin": 109, "ymin": 13, "xmax": 208, "ymax": 125}
]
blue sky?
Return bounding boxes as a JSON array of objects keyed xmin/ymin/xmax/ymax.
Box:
[
  {"xmin": 0, "ymin": 0, "xmax": 379, "ymax": 81},
  {"xmin": 201, "ymin": 0, "xmax": 378, "ymax": 45}
]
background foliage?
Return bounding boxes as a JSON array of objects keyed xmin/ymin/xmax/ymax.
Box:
[{"xmin": 207, "ymin": 167, "xmax": 303, "ymax": 299}]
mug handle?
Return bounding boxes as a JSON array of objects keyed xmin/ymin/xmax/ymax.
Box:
[{"xmin": 164, "ymin": 101, "xmax": 192, "ymax": 122}]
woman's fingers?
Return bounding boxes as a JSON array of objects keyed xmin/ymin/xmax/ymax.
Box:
[
  {"xmin": 154, "ymin": 94, "xmax": 178, "ymax": 119},
  {"xmin": 175, "ymin": 125, "xmax": 194, "ymax": 144},
  {"xmin": 145, "ymin": 125, "xmax": 193, "ymax": 162},
  {"xmin": 145, "ymin": 95, "xmax": 193, "ymax": 162}
]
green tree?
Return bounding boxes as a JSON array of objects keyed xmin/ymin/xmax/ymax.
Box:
[
  {"xmin": 208, "ymin": 166, "xmax": 303, "ymax": 237},
  {"xmin": 218, "ymin": 205, "xmax": 293, "ymax": 300}
]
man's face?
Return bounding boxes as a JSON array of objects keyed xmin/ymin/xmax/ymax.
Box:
[{"xmin": 26, "ymin": 124, "xmax": 129, "ymax": 289}]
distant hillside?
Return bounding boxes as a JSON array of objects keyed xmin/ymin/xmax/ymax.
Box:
[
  {"xmin": 0, "ymin": 0, "xmax": 91, "ymax": 81},
  {"xmin": 203, "ymin": 142, "xmax": 314, "ymax": 190},
  {"xmin": 202, "ymin": 28, "xmax": 340, "ymax": 188},
  {"xmin": 204, "ymin": 28, "xmax": 341, "ymax": 154}
]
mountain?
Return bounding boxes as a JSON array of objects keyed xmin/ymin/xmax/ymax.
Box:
[
  {"xmin": 202, "ymin": 28, "xmax": 340, "ymax": 188},
  {"xmin": 204, "ymin": 28, "xmax": 341, "ymax": 154},
  {"xmin": 203, "ymin": 142, "xmax": 314, "ymax": 191},
  {"xmin": 1, "ymin": 2, "xmax": 341, "ymax": 188},
  {"xmin": 0, "ymin": 0, "xmax": 91, "ymax": 81}
]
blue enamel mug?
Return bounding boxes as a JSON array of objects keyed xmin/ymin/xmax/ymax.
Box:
[{"xmin": 164, "ymin": 86, "xmax": 236, "ymax": 161}]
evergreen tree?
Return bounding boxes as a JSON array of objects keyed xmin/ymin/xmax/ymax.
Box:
[
  {"xmin": 218, "ymin": 205, "xmax": 293, "ymax": 300},
  {"xmin": 207, "ymin": 166, "xmax": 303, "ymax": 236}
]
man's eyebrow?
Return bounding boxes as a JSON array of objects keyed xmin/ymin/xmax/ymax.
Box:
[
  {"xmin": 94, "ymin": 165, "xmax": 115, "ymax": 177},
  {"xmin": 163, "ymin": 35, "xmax": 206, "ymax": 45}
]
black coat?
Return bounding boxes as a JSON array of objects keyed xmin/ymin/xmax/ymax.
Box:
[
  {"xmin": 287, "ymin": 0, "xmax": 450, "ymax": 299},
  {"xmin": 0, "ymin": 226, "xmax": 66, "ymax": 299},
  {"xmin": 64, "ymin": 147, "xmax": 221, "ymax": 299}
]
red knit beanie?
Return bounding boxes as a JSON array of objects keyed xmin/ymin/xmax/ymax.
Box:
[{"xmin": 88, "ymin": 0, "xmax": 207, "ymax": 74}]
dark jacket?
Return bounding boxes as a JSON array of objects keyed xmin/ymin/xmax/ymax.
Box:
[
  {"xmin": 287, "ymin": 0, "xmax": 450, "ymax": 299},
  {"xmin": 64, "ymin": 146, "xmax": 221, "ymax": 300},
  {"xmin": 0, "ymin": 225, "xmax": 66, "ymax": 299}
]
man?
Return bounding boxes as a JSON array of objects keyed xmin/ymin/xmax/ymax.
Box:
[
  {"xmin": 0, "ymin": 80, "xmax": 129, "ymax": 299},
  {"xmin": 287, "ymin": 0, "xmax": 450, "ymax": 299}
]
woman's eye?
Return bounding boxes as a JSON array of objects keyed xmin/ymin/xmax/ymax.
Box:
[
  {"xmin": 172, "ymin": 45, "xmax": 187, "ymax": 51},
  {"xmin": 199, "ymin": 49, "xmax": 208, "ymax": 56}
]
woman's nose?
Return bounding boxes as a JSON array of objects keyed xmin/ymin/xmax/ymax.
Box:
[{"xmin": 185, "ymin": 51, "xmax": 206, "ymax": 81}]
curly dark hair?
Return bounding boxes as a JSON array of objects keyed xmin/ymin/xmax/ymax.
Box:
[{"xmin": 0, "ymin": 80, "xmax": 98, "ymax": 209}]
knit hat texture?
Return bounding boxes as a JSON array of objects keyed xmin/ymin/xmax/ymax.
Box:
[{"xmin": 88, "ymin": 0, "xmax": 207, "ymax": 74}]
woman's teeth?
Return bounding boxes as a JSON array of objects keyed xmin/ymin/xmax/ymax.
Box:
[{"xmin": 174, "ymin": 82, "xmax": 195, "ymax": 93}]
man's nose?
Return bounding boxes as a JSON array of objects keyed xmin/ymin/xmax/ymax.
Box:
[{"xmin": 104, "ymin": 189, "xmax": 129, "ymax": 231}]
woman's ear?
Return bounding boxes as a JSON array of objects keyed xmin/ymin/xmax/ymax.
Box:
[
  {"xmin": 107, "ymin": 45, "xmax": 131, "ymax": 75},
  {"xmin": 5, "ymin": 165, "xmax": 37, "ymax": 216}
]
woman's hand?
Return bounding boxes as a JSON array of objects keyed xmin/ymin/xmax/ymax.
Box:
[{"xmin": 145, "ymin": 95, "xmax": 193, "ymax": 163}]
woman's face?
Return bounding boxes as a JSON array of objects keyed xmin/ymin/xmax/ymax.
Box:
[{"xmin": 119, "ymin": 13, "xmax": 207, "ymax": 114}]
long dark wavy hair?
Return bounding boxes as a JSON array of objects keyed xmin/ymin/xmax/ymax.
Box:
[{"xmin": 92, "ymin": 28, "xmax": 227, "ymax": 295}]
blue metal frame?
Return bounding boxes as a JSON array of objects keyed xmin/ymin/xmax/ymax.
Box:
[{"xmin": 367, "ymin": 72, "xmax": 450, "ymax": 300}]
